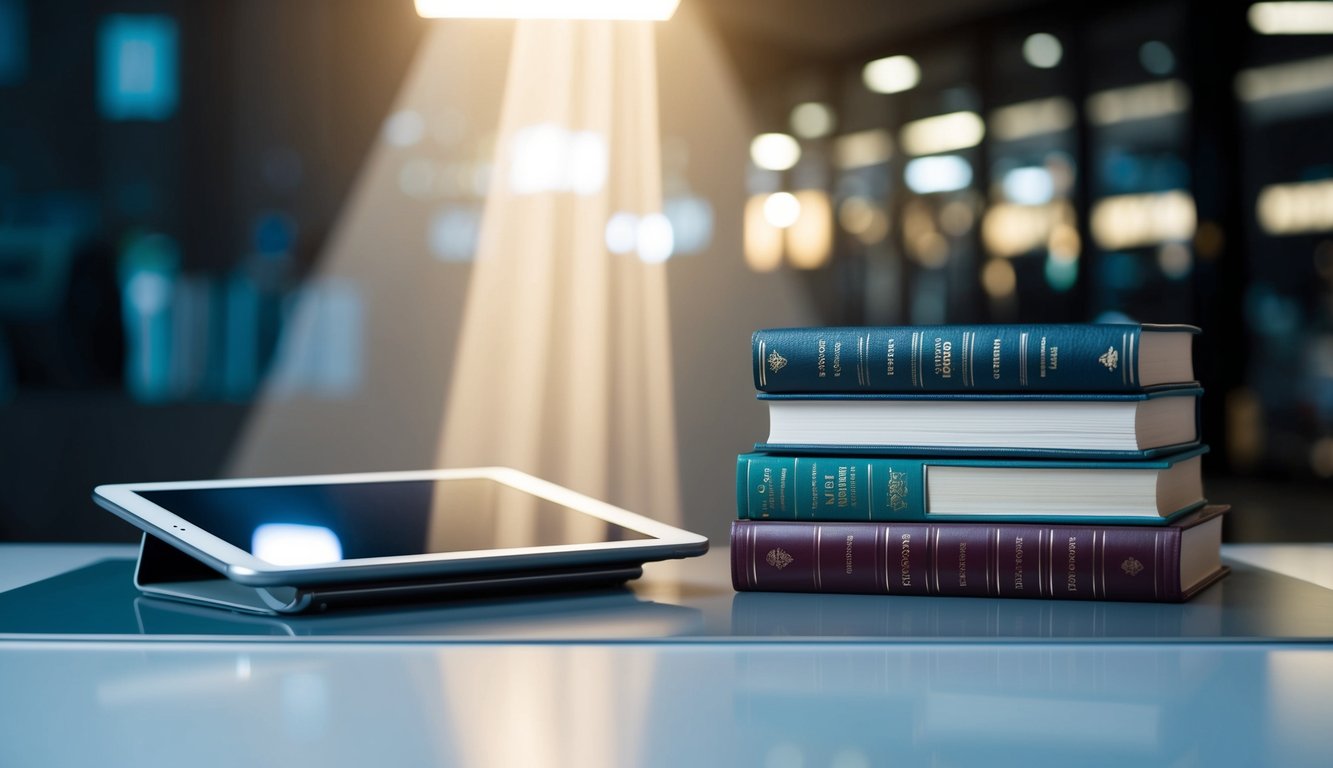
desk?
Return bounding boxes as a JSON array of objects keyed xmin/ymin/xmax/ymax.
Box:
[{"xmin": 2, "ymin": 544, "xmax": 1332, "ymax": 767}]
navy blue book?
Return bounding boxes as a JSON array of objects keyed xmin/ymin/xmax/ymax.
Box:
[
  {"xmin": 757, "ymin": 387, "xmax": 1201, "ymax": 459},
  {"xmin": 753, "ymin": 324, "xmax": 1198, "ymax": 394}
]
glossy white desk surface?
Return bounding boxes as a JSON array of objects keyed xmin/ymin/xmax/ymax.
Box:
[{"xmin": 2, "ymin": 544, "xmax": 1333, "ymax": 767}]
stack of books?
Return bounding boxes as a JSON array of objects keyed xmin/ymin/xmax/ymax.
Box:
[{"xmin": 731, "ymin": 324, "xmax": 1229, "ymax": 602}]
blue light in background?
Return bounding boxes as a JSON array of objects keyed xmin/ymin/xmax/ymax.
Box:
[
  {"xmin": 664, "ymin": 195, "xmax": 714, "ymax": 255},
  {"xmin": 1099, "ymin": 252, "xmax": 1143, "ymax": 291},
  {"xmin": 0, "ymin": 0, "xmax": 26, "ymax": 86},
  {"xmin": 119, "ymin": 232, "xmax": 180, "ymax": 402},
  {"xmin": 267, "ymin": 277, "xmax": 364, "ymax": 399},
  {"xmin": 1002, "ymin": 166, "xmax": 1055, "ymax": 205},
  {"xmin": 1044, "ymin": 254, "xmax": 1078, "ymax": 292},
  {"xmin": 904, "ymin": 155, "xmax": 973, "ymax": 195},
  {"xmin": 97, "ymin": 14, "xmax": 179, "ymax": 121},
  {"xmin": 430, "ymin": 206, "xmax": 481, "ymax": 261},
  {"xmin": 254, "ymin": 211, "xmax": 298, "ymax": 255}
]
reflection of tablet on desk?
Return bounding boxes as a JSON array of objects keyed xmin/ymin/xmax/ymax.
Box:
[{"xmin": 92, "ymin": 467, "xmax": 709, "ymax": 615}]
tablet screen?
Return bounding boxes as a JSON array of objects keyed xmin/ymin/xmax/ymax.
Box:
[{"xmin": 139, "ymin": 478, "xmax": 652, "ymax": 566}]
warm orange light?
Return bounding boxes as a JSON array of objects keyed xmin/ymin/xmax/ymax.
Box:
[
  {"xmin": 416, "ymin": 0, "xmax": 680, "ymax": 20},
  {"xmin": 786, "ymin": 190, "xmax": 833, "ymax": 269},
  {"xmin": 1090, "ymin": 191, "xmax": 1195, "ymax": 249},
  {"xmin": 744, "ymin": 195, "xmax": 784, "ymax": 272}
]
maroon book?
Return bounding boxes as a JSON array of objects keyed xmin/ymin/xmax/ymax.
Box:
[{"xmin": 731, "ymin": 505, "xmax": 1228, "ymax": 603}]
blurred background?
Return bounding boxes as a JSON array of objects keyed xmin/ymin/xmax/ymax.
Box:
[{"xmin": 0, "ymin": 0, "xmax": 1330, "ymax": 544}]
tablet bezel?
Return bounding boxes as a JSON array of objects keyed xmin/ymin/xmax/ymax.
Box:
[{"xmin": 93, "ymin": 467, "xmax": 709, "ymax": 588}]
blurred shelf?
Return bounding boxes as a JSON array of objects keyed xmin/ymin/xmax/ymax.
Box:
[
  {"xmin": 1208, "ymin": 475, "xmax": 1333, "ymax": 543},
  {"xmin": 0, "ymin": 393, "xmax": 250, "ymax": 542}
]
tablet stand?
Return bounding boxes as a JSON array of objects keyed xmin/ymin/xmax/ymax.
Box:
[{"xmin": 133, "ymin": 534, "xmax": 644, "ymax": 616}]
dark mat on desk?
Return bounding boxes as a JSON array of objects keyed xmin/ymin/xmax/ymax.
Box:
[
  {"xmin": 0, "ymin": 559, "xmax": 706, "ymax": 640},
  {"xmin": 1, "ymin": 556, "xmax": 1331, "ymax": 642}
]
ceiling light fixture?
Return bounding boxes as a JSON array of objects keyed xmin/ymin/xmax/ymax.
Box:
[{"xmin": 415, "ymin": 0, "xmax": 681, "ymax": 21}]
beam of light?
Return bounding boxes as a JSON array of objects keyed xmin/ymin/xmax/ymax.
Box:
[
  {"xmin": 900, "ymin": 112, "xmax": 984, "ymax": 156},
  {"xmin": 223, "ymin": 7, "xmax": 821, "ymax": 546},
  {"xmin": 437, "ymin": 648, "xmax": 662, "ymax": 768},
  {"xmin": 416, "ymin": 0, "xmax": 680, "ymax": 21},
  {"xmin": 436, "ymin": 20, "xmax": 681, "ymax": 528},
  {"xmin": 1248, "ymin": 2, "xmax": 1333, "ymax": 34},
  {"xmin": 507, "ymin": 123, "xmax": 608, "ymax": 195}
]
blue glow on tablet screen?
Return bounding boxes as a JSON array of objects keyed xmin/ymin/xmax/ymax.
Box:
[{"xmin": 252, "ymin": 523, "xmax": 345, "ymax": 566}]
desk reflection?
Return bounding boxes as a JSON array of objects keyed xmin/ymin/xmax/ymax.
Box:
[
  {"xmin": 2, "ymin": 644, "xmax": 1331, "ymax": 767},
  {"xmin": 727, "ymin": 646, "xmax": 1333, "ymax": 768}
]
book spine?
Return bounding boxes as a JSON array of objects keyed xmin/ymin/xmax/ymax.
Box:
[
  {"xmin": 753, "ymin": 326, "xmax": 1148, "ymax": 393},
  {"xmin": 736, "ymin": 454, "xmax": 925, "ymax": 521},
  {"xmin": 730, "ymin": 520, "xmax": 1185, "ymax": 602}
]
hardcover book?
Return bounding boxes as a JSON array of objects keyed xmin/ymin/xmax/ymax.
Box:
[
  {"xmin": 758, "ymin": 387, "xmax": 1200, "ymax": 458},
  {"xmin": 753, "ymin": 324, "xmax": 1198, "ymax": 394},
  {"xmin": 730, "ymin": 505, "xmax": 1227, "ymax": 602},
  {"xmin": 736, "ymin": 446, "xmax": 1207, "ymax": 524}
]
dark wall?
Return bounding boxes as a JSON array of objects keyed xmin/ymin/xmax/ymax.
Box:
[{"xmin": 0, "ymin": 0, "xmax": 425, "ymax": 541}]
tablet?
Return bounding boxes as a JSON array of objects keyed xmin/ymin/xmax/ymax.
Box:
[{"xmin": 93, "ymin": 468, "xmax": 710, "ymax": 591}]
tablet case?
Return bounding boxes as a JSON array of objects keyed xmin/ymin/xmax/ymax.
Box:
[{"xmin": 133, "ymin": 534, "xmax": 644, "ymax": 615}]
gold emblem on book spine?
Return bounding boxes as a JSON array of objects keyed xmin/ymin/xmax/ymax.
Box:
[
  {"xmin": 887, "ymin": 469, "xmax": 909, "ymax": 512},
  {"xmin": 767, "ymin": 349, "xmax": 788, "ymax": 373},
  {"xmin": 766, "ymin": 548, "xmax": 794, "ymax": 570},
  {"xmin": 1099, "ymin": 346, "xmax": 1119, "ymax": 371},
  {"xmin": 1121, "ymin": 557, "xmax": 1144, "ymax": 576}
]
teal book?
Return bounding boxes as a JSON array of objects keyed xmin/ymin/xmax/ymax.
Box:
[
  {"xmin": 757, "ymin": 386, "xmax": 1201, "ymax": 458},
  {"xmin": 736, "ymin": 446, "xmax": 1208, "ymax": 525},
  {"xmin": 753, "ymin": 324, "xmax": 1199, "ymax": 394}
]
